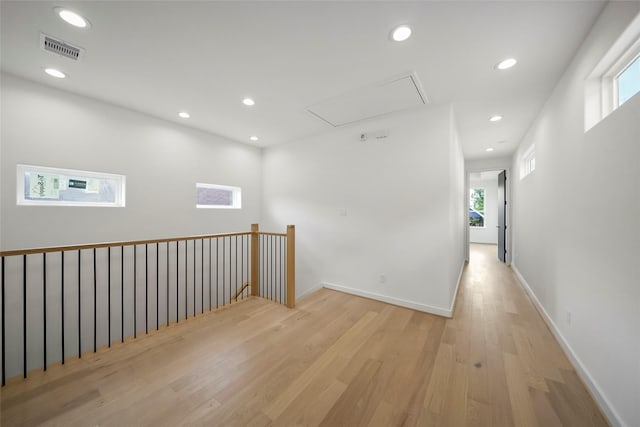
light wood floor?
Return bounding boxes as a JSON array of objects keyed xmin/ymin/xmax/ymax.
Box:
[{"xmin": 1, "ymin": 243, "xmax": 608, "ymax": 426}]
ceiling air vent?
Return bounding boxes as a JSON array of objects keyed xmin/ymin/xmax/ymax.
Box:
[{"xmin": 40, "ymin": 33, "xmax": 84, "ymax": 61}]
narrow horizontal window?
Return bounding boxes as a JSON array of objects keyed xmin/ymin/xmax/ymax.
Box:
[
  {"xmin": 196, "ymin": 183, "xmax": 241, "ymax": 209},
  {"xmin": 616, "ymin": 54, "xmax": 640, "ymax": 107},
  {"xmin": 584, "ymin": 15, "xmax": 640, "ymax": 131},
  {"xmin": 17, "ymin": 164, "xmax": 125, "ymax": 207}
]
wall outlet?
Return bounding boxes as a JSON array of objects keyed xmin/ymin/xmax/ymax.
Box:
[
  {"xmin": 379, "ymin": 274, "xmax": 386, "ymax": 284},
  {"xmin": 566, "ymin": 311, "xmax": 572, "ymax": 325},
  {"xmin": 337, "ymin": 208, "xmax": 347, "ymax": 216}
]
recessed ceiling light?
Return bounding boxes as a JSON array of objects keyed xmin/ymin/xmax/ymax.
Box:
[
  {"xmin": 242, "ymin": 98, "xmax": 255, "ymax": 106},
  {"xmin": 44, "ymin": 68, "xmax": 66, "ymax": 78},
  {"xmin": 486, "ymin": 148, "xmax": 495, "ymax": 152},
  {"xmin": 489, "ymin": 115, "xmax": 503, "ymax": 122},
  {"xmin": 496, "ymin": 58, "xmax": 517, "ymax": 70},
  {"xmin": 178, "ymin": 112, "xmax": 190, "ymax": 119},
  {"xmin": 391, "ymin": 25, "xmax": 412, "ymax": 42},
  {"xmin": 250, "ymin": 136, "xmax": 259, "ymax": 141},
  {"xmin": 55, "ymin": 8, "xmax": 90, "ymax": 28}
]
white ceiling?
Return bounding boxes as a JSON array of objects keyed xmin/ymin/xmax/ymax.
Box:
[
  {"xmin": 470, "ymin": 170, "xmax": 502, "ymax": 181},
  {"xmin": 0, "ymin": 1, "xmax": 605, "ymax": 159}
]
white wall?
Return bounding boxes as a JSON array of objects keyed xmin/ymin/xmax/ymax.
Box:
[
  {"xmin": 465, "ymin": 156, "xmax": 511, "ymax": 172},
  {"xmin": 469, "ymin": 175, "xmax": 498, "ymax": 244},
  {"xmin": 510, "ymin": 3, "xmax": 640, "ymax": 426},
  {"xmin": 448, "ymin": 110, "xmax": 466, "ymax": 303},
  {"xmin": 262, "ymin": 106, "xmax": 466, "ymax": 315},
  {"xmin": 0, "ymin": 73, "xmax": 262, "ymax": 250},
  {"xmin": 0, "ymin": 73, "xmax": 263, "ymax": 380}
]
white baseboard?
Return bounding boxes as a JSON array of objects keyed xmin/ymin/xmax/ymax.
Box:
[
  {"xmin": 511, "ymin": 264, "xmax": 624, "ymax": 427},
  {"xmin": 449, "ymin": 260, "xmax": 466, "ymax": 314},
  {"xmin": 321, "ymin": 282, "xmax": 452, "ymax": 318},
  {"xmin": 295, "ymin": 284, "xmax": 323, "ymax": 302}
]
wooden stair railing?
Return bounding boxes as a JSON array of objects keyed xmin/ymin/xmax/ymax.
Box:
[{"xmin": 0, "ymin": 223, "xmax": 295, "ymax": 386}]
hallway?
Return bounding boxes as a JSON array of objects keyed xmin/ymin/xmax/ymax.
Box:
[{"xmin": 448, "ymin": 243, "xmax": 608, "ymax": 426}]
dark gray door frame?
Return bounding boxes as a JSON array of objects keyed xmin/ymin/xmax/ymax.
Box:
[{"xmin": 465, "ymin": 167, "xmax": 511, "ymax": 264}]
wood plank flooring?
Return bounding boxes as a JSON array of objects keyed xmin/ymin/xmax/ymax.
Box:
[{"xmin": 0, "ymin": 243, "xmax": 609, "ymax": 426}]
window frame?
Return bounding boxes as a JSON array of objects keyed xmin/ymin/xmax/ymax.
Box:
[
  {"xmin": 195, "ymin": 182, "xmax": 242, "ymax": 209},
  {"xmin": 613, "ymin": 51, "xmax": 640, "ymax": 107},
  {"xmin": 469, "ymin": 187, "xmax": 486, "ymax": 228},
  {"xmin": 520, "ymin": 145, "xmax": 536, "ymax": 180},
  {"xmin": 16, "ymin": 164, "xmax": 126, "ymax": 207},
  {"xmin": 585, "ymin": 14, "xmax": 640, "ymax": 131}
]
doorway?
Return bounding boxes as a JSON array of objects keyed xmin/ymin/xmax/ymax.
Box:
[{"xmin": 467, "ymin": 169, "xmax": 508, "ymax": 263}]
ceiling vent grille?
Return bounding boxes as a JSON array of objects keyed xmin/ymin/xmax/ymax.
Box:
[{"xmin": 40, "ymin": 33, "xmax": 84, "ymax": 61}]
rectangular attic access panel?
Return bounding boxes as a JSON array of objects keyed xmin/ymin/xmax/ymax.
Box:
[{"xmin": 307, "ymin": 72, "xmax": 428, "ymax": 127}]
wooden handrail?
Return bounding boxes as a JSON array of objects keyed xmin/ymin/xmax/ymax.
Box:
[
  {"xmin": 0, "ymin": 231, "xmax": 252, "ymax": 257},
  {"xmin": 233, "ymin": 282, "xmax": 251, "ymax": 301}
]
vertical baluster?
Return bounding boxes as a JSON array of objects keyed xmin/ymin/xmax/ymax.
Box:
[
  {"xmin": 216, "ymin": 238, "xmax": 219, "ymax": 309},
  {"xmin": 134, "ymin": 245, "xmax": 137, "ymax": 339},
  {"xmin": 77, "ymin": 250, "xmax": 81, "ymax": 359},
  {"xmin": 223, "ymin": 237, "xmax": 226, "ymax": 307},
  {"xmin": 279, "ymin": 236, "xmax": 282, "ymax": 304},
  {"xmin": 1, "ymin": 256, "xmax": 5, "ymax": 385},
  {"xmin": 279, "ymin": 236, "xmax": 282, "ymax": 303},
  {"xmin": 209, "ymin": 238, "xmax": 212, "ymax": 311},
  {"xmin": 156, "ymin": 242, "xmax": 159, "ymax": 331},
  {"xmin": 121, "ymin": 247, "xmax": 124, "ymax": 343},
  {"xmin": 271, "ymin": 235, "xmax": 275, "ymax": 301},
  {"xmin": 193, "ymin": 240, "xmax": 196, "ymax": 317},
  {"xmin": 184, "ymin": 240, "xmax": 188, "ymax": 320},
  {"xmin": 93, "ymin": 248, "xmax": 97, "ymax": 353},
  {"xmin": 269, "ymin": 236, "xmax": 272, "ymax": 301},
  {"xmin": 241, "ymin": 235, "xmax": 244, "ymax": 300},
  {"xmin": 23, "ymin": 254, "xmax": 27, "ymax": 378},
  {"xmin": 201, "ymin": 239, "xmax": 204, "ymax": 314},
  {"xmin": 43, "ymin": 252, "xmax": 47, "ymax": 369},
  {"xmin": 145, "ymin": 244, "xmax": 148, "ymax": 335},
  {"xmin": 166, "ymin": 242, "xmax": 170, "ymax": 327},
  {"xmin": 284, "ymin": 236, "xmax": 287, "ymax": 304},
  {"xmin": 61, "ymin": 251, "xmax": 65, "ymax": 364},
  {"xmin": 108, "ymin": 247, "xmax": 111, "ymax": 348},
  {"xmin": 235, "ymin": 236, "xmax": 238, "ymax": 301},
  {"xmin": 176, "ymin": 241, "xmax": 179, "ymax": 323}
]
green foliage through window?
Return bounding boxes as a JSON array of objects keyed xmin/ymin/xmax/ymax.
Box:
[{"xmin": 469, "ymin": 188, "xmax": 485, "ymax": 227}]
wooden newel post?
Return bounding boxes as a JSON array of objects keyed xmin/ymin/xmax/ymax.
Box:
[
  {"xmin": 251, "ymin": 224, "xmax": 259, "ymax": 296},
  {"xmin": 286, "ymin": 225, "xmax": 295, "ymax": 308}
]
